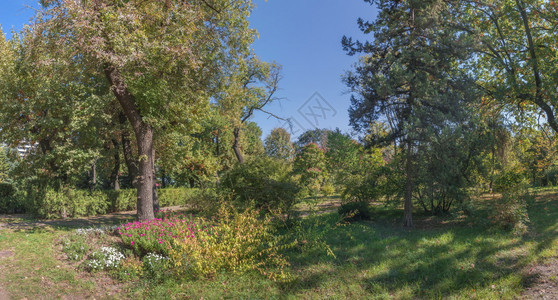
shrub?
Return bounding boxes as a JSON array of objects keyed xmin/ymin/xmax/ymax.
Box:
[
  {"xmin": 170, "ymin": 205, "xmax": 291, "ymax": 281},
  {"xmin": 158, "ymin": 188, "xmax": 200, "ymax": 207},
  {"xmin": 0, "ymin": 183, "xmax": 14, "ymax": 198},
  {"xmin": 115, "ymin": 257, "xmax": 144, "ymax": 281},
  {"xmin": 321, "ymin": 184, "xmax": 336, "ymax": 197},
  {"xmin": 338, "ymin": 200, "xmax": 372, "ymax": 221},
  {"xmin": 143, "ymin": 253, "xmax": 170, "ymax": 279},
  {"xmin": 220, "ymin": 157, "xmax": 299, "ymax": 214},
  {"xmin": 119, "ymin": 217, "xmax": 189, "ymax": 257},
  {"xmin": 489, "ymin": 184, "xmax": 530, "ymax": 235},
  {"xmin": 19, "ymin": 187, "xmax": 199, "ymax": 219},
  {"xmin": 493, "ymin": 168, "xmax": 527, "ymax": 193},
  {"xmin": 0, "ymin": 183, "xmax": 24, "ymax": 213},
  {"xmin": 293, "ymin": 143, "xmax": 328, "ymax": 197}
]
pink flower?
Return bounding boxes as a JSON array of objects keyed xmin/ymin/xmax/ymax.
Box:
[{"xmin": 131, "ymin": 241, "xmax": 134, "ymax": 245}]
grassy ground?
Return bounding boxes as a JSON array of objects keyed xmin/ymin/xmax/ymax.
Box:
[{"xmin": 1, "ymin": 189, "xmax": 558, "ymax": 299}]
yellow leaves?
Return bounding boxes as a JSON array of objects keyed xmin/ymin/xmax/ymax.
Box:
[{"xmin": 169, "ymin": 204, "xmax": 290, "ymax": 281}]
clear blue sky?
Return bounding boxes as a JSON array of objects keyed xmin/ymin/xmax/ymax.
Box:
[{"xmin": 0, "ymin": 0, "xmax": 377, "ymax": 140}]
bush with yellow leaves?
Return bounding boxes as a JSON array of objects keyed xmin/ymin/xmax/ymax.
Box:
[{"xmin": 170, "ymin": 204, "xmax": 292, "ymax": 281}]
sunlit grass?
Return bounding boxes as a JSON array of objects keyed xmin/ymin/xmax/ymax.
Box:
[{"xmin": 1, "ymin": 187, "xmax": 558, "ymax": 298}]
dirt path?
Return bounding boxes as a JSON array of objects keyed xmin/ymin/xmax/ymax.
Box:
[{"xmin": 521, "ymin": 258, "xmax": 558, "ymax": 299}]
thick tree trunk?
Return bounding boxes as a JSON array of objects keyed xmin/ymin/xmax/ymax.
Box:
[
  {"xmin": 110, "ymin": 138, "xmax": 121, "ymax": 191},
  {"xmin": 136, "ymin": 124, "xmax": 155, "ymax": 221},
  {"xmin": 105, "ymin": 64, "xmax": 154, "ymax": 221},
  {"xmin": 403, "ymin": 141, "xmax": 414, "ymax": 228},
  {"xmin": 232, "ymin": 127, "xmax": 245, "ymax": 164}
]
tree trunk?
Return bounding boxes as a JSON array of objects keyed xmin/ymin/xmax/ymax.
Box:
[
  {"xmin": 105, "ymin": 64, "xmax": 154, "ymax": 221},
  {"xmin": 152, "ymin": 147, "xmax": 160, "ymax": 212},
  {"xmin": 403, "ymin": 141, "xmax": 414, "ymax": 228},
  {"xmin": 110, "ymin": 138, "xmax": 121, "ymax": 190},
  {"xmin": 136, "ymin": 124, "xmax": 155, "ymax": 221},
  {"xmin": 232, "ymin": 127, "xmax": 245, "ymax": 164},
  {"xmin": 121, "ymin": 127, "xmax": 138, "ymax": 188},
  {"xmin": 89, "ymin": 161, "xmax": 97, "ymax": 192}
]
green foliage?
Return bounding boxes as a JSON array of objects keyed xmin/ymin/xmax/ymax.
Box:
[
  {"xmin": 142, "ymin": 253, "xmax": 170, "ymax": 280},
  {"xmin": 0, "ymin": 147, "xmax": 9, "ymax": 183},
  {"xmin": 0, "ymin": 182, "xmax": 14, "ymax": 198},
  {"xmin": 339, "ymin": 147, "xmax": 387, "ymax": 204},
  {"xmin": 115, "ymin": 257, "xmax": 144, "ymax": 281},
  {"xmin": 295, "ymin": 129, "xmax": 330, "ymax": 150},
  {"xmin": 324, "ymin": 130, "xmax": 362, "ymax": 188},
  {"xmin": 60, "ymin": 234, "xmax": 91, "ymax": 261},
  {"xmin": 414, "ymin": 125, "xmax": 489, "ymax": 214},
  {"xmin": 493, "ymin": 167, "xmax": 527, "ymax": 193},
  {"xmin": 170, "ymin": 205, "xmax": 291, "ymax": 281},
  {"xmin": 220, "ymin": 157, "xmax": 299, "ymax": 213},
  {"xmin": 338, "ymin": 200, "xmax": 372, "ymax": 221},
  {"xmin": 12, "ymin": 187, "xmax": 198, "ymax": 219},
  {"xmin": 489, "ymin": 184, "xmax": 531, "ymax": 236},
  {"xmin": 264, "ymin": 128, "xmax": 294, "ymax": 161},
  {"xmin": 293, "ymin": 143, "xmax": 327, "ymax": 197}
]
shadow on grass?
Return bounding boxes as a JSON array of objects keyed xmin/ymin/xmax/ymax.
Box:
[{"xmin": 281, "ymin": 192, "xmax": 558, "ymax": 298}]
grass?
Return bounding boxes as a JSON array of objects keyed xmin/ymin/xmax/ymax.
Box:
[{"xmin": 1, "ymin": 188, "xmax": 558, "ymax": 298}]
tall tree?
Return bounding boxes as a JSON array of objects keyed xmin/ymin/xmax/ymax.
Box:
[
  {"xmin": 343, "ymin": 0, "xmax": 477, "ymax": 227},
  {"xmin": 295, "ymin": 129, "xmax": 330, "ymax": 151},
  {"xmin": 0, "ymin": 28, "xmax": 111, "ymax": 190},
  {"xmin": 33, "ymin": 0, "xmax": 258, "ymax": 221},
  {"xmin": 467, "ymin": 0, "xmax": 558, "ymax": 133},
  {"xmin": 216, "ymin": 57, "xmax": 281, "ymax": 164},
  {"xmin": 264, "ymin": 128, "xmax": 294, "ymax": 161}
]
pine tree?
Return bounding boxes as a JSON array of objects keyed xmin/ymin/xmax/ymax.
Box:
[{"xmin": 343, "ymin": 0, "xmax": 477, "ymax": 227}]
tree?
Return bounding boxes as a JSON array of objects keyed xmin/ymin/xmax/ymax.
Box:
[
  {"xmin": 264, "ymin": 128, "xmax": 294, "ymax": 161},
  {"xmin": 0, "ymin": 28, "xmax": 112, "ymax": 191},
  {"xmin": 32, "ymin": 0, "xmax": 259, "ymax": 221},
  {"xmin": 242, "ymin": 122, "xmax": 265, "ymax": 159},
  {"xmin": 0, "ymin": 147, "xmax": 9, "ymax": 183},
  {"xmin": 467, "ymin": 0, "xmax": 558, "ymax": 133},
  {"xmin": 343, "ymin": 0, "xmax": 477, "ymax": 227},
  {"xmin": 324, "ymin": 129, "xmax": 362, "ymax": 187},
  {"xmin": 216, "ymin": 57, "xmax": 281, "ymax": 164},
  {"xmin": 295, "ymin": 129, "xmax": 330, "ymax": 151},
  {"xmin": 294, "ymin": 143, "xmax": 327, "ymax": 196}
]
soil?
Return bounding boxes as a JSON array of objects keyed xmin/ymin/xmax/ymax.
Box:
[{"xmin": 521, "ymin": 258, "xmax": 558, "ymax": 299}]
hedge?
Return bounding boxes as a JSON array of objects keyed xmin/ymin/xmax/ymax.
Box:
[{"xmin": 0, "ymin": 186, "xmax": 200, "ymax": 218}]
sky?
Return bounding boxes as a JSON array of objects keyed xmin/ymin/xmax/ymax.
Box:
[{"xmin": 0, "ymin": 0, "xmax": 378, "ymax": 140}]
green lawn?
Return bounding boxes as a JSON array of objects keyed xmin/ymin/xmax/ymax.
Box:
[{"xmin": 1, "ymin": 189, "xmax": 558, "ymax": 299}]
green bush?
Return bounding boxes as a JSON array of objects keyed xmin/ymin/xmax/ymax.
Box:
[
  {"xmin": 22, "ymin": 187, "xmax": 199, "ymax": 219},
  {"xmin": 489, "ymin": 183, "xmax": 530, "ymax": 235},
  {"xmin": 493, "ymin": 168, "xmax": 527, "ymax": 193},
  {"xmin": 158, "ymin": 188, "xmax": 200, "ymax": 207},
  {"xmin": 0, "ymin": 183, "xmax": 25, "ymax": 213},
  {"xmin": 338, "ymin": 200, "xmax": 372, "ymax": 221},
  {"xmin": 220, "ymin": 157, "xmax": 300, "ymax": 214},
  {"xmin": 170, "ymin": 204, "xmax": 291, "ymax": 281}
]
